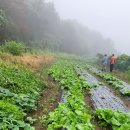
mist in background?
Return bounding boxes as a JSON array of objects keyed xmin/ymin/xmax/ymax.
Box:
[
  {"xmin": 48, "ymin": 0, "xmax": 130, "ymax": 54},
  {"xmin": 1, "ymin": 0, "xmax": 129, "ymax": 55}
]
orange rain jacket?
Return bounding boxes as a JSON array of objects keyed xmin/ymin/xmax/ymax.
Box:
[{"xmin": 110, "ymin": 56, "xmax": 116, "ymax": 64}]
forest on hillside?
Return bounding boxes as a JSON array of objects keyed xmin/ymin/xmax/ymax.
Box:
[{"xmin": 0, "ymin": 0, "xmax": 115, "ymax": 55}]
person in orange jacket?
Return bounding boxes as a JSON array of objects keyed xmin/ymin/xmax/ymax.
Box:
[{"xmin": 110, "ymin": 54, "xmax": 116, "ymax": 72}]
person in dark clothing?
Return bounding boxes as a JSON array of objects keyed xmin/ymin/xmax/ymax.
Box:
[{"xmin": 110, "ymin": 54, "xmax": 116, "ymax": 72}]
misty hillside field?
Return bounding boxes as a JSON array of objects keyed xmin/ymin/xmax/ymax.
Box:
[{"xmin": 0, "ymin": 0, "xmax": 130, "ymax": 130}]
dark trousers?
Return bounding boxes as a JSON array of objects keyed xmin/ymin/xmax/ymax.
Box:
[{"xmin": 110, "ymin": 64, "xmax": 114, "ymax": 72}]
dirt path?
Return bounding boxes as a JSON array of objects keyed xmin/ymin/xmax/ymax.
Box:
[
  {"xmin": 26, "ymin": 56, "xmax": 60, "ymax": 130},
  {"xmin": 30, "ymin": 76, "xmax": 61, "ymax": 130}
]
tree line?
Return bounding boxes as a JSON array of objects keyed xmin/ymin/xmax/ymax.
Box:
[{"xmin": 0, "ymin": 0, "xmax": 116, "ymax": 55}]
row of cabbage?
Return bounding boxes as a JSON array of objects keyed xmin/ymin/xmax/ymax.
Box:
[
  {"xmin": 75, "ymin": 65, "xmax": 130, "ymax": 130},
  {"xmin": 0, "ymin": 61, "xmax": 44, "ymax": 130},
  {"xmin": 86, "ymin": 64, "xmax": 130, "ymax": 95},
  {"xmin": 47, "ymin": 61, "xmax": 95, "ymax": 130}
]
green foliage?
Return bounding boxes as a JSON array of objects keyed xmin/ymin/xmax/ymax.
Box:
[
  {"xmin": 0, "ymin": 61, "xmax": 43, "ymax": 97},
  {"xmin": 0, "ymin": 10, "xmax": 9, "ymax": 29},
  {"xmin": 0, "ymin": 1, "xmax": 115, "ymax": 55},
  {"xmin": 0, "ymin": 87, "xmax": 37, "ymax": 111},
  {"xmin": 0, "ymin": 9, "xmax": 13, "ymax": 41},
  {"xmin": 40, "ymin": 115, "xmax": 49, "ymax": 126},
  {"xmin": 0, "ymin": 112, "xmax": 34, "ymax": 130},
  {"xmin": 86, "ymin": 64, "xmax": 123, "ymax": 90},
  {"xmin": 0, "ymin": 56, "xmax": 44, "ymax": 129},
  {"xmin": 29, "ymin": 39, "xmax": 59, "ymax": 52},
  {"xmin": 115, "ymin": 54, "xmax": 130, "ymax": 71},
  {"xmin": 0, "ymin": 99, "xmax": 35, "ymax": 130},
  {"xmin": 0, "ymin": 100, "xmax": 25, "ymax": 120},
  {"xmin": 47, "ymin": 61, "xmax": 94, "ymax": 130},
  {"xmin": 96, "ymin": 109, "xmax": 130, "ymax": 130},
  {"xmin": 2, "ymin": 41, "xmax": 25, "ymax": 55},
  {"xmin": 122, "ymin": 89, "xmax": 130, "ymax": 96},
  {"xmin": 96, "ymin": 53, "xmax": 103, "ymax": 59}
]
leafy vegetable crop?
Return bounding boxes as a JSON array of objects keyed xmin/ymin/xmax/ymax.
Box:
[
  {"xmin": 121, "ymin": 89, "xmax": 130, "ymax": 95},
  {"xmin": 0, "ymin": 87, "xmax": 37, "ymax": 110},
  {"xmin": 47, "ymin": 61, "xmax": 94, "ymax": 130},
  {"xmin": 76, "ymin": 64, "xmax": 130, "ymax": 130},
  {"xmin": 96, "ymin": 109, "xmax": 130, "ymax": 130},
  {"xmin": 0, "ymin": 100, "xmax": 34, "ymax": 130},
  {"xmin": 86, "ymin": 65, "xmax": 122, "ymax": 88},
  {"xmin": 0, "ymin": 62, "xmax": 43, "ymax": 97},
  {"xmin": 0, "ymin": 100, "xmax": 25, "ymax": 120},
  {"xmin": 0, "ymin": 61, "xmax": 44, "ymax": 129}
]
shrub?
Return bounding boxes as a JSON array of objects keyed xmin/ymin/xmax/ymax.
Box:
[
  {"xmin": 0, "ymin": 100, "xmax": 25, "ymax": 120},
  {"xmin": 0, "ymin": 100, "xmax": 34, "ymax": 130},
  {"xmin": 0, "ymin": 10, "xmax": 9, "ymax": 30},
  {"xmin": 3, "ymin": 41, "xmax": 25, "ymax": 55},
  {"xmin": 115, "ymin": 54, "xmax": 130, "ymax": 71},
  {"xmin": 0, "ymin": 61, "xmax": 43, "ymax": 97}
]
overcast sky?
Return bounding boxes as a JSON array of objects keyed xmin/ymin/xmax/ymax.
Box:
[{"xmin": 48, "ymin": 0, "xmax": 130, "ymax": 54}]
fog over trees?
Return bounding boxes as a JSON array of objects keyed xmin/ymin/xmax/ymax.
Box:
[{"xmin": 0, "ymin": 0, "xmax": 116, "ymax": 55}]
